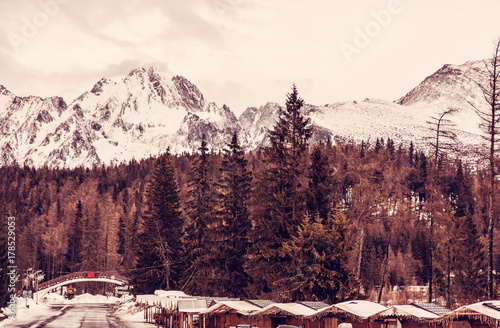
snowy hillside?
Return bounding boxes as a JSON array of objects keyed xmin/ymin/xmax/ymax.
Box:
[
  {"xmin": 240, "ymin": 60, "xmax": 489, "ymax": 161},
  {"xmin": 0, "ymin": 60, "xmax": 492, "ymax": 168},
  {"xmin": 0, "ymin": 67, "xmax": 240, "ymax": 168}
]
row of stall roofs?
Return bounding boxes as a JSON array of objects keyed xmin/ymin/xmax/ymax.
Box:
[{"xmin": 135, "ymin": 291, "xmax": 500, "ymax": 328}]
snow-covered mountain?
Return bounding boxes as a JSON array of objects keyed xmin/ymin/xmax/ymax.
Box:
[
  {"xmin": 0, "ymin": 67, "xmax": 240, "ymax": 167},
  {"xmin": 0, "ymin": 60, "xmax": 492, "ymax": 168},
  {"xmin": 241, "ymin": 59, "xmax": 489, "ymax": 162}
]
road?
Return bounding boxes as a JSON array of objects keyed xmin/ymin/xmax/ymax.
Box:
[{"xmin": 8, "ymin": 303, "xmax": 125, "ymax": 328}]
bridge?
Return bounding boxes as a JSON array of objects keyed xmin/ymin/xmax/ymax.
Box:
[{"xmin": 33, "ymin": 271, "xmax": 129, "ymax": 303}]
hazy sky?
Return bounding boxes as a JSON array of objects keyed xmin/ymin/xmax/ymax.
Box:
[{"xmin": 1, "ymin": 0, "xmax": 500, "ymax": 115}]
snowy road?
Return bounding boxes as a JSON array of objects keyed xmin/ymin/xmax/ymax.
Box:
[{"xmin": 8, "ymin": 303, "xmax": 122, "ymax": 328}]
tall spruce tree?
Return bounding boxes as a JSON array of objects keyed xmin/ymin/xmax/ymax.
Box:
[
  {"xmin": 248, "ymin": 85, "xmax": 312, "ymax": 299},
  {"xmin": 217, "ymin": 132, "xmax": 252, "ymax": 297},
  {"xmin": 307, "ymin": 146, "xmax": 337, "ymax": 222},
  {"xmin": 280, "ymin": 207, "xmax": 359, "ymax": 303},
  {"xmin": 182, "ymin": 135, "xmax": 220, "ymax": 295},
  {"xmin": 451, "ymin": 213, "xmax": 487, "ymax": 304},
  {"xmin": 81, "ymin": 204, "xmax": 102, "ymax": 272},
  {"xmin": 133, "ymin": 151, "xmax": 183, "ymax": 294}
]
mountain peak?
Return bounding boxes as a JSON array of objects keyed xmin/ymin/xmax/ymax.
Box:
[
  {"xmin": 91, "ymin": 77, "xmax": 116, "ymax": 95},
  {"xmin": 0, "ymin": 84, "xmax": 13, "ymax": 97},
  {"xmin": 172, "ymin": 75, "xmax": 205, "ymax": 111},
  {"xmin": 397, "ymin": 59, "xmax": 488, "ymax": 108}
]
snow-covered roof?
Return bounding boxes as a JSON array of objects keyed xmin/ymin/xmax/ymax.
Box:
[
  {"xmin": 437, "ymin": 301, "xmax": 500, "ymax": 326},
  {"xmin": 155, "ymin": 290, "xmax": 190, "ymax": 298},
  {"xmin": 195, "ymin": 296, "xmax": 240, "ymax": 307},
  {"xmin": 251, "ymin": 302, "xmax": 318, "ymax": 317},
  {"xmin": 313, "ymin": 300, "xmax": 387, "ymax": 320},
  {"xmin": 157, "ymin": 297, "xmax": 200, "ymax": 310},
  {"xmin": 136, "ymin": 294, "xmax": 161, "ymax": 305},
  {"xmin": 298, "ymin": 301, "xmax": 330, "ymax": 310},
  {"xmin": 201, "ymin": 301, "xmax": 262, "ymax": 315},
  {"xmin": 410, "ymin": 303, "xmax": 451, "ymax": 316},
  {"xmin": 247, "ymin": 299, "xmax": 275, "ymax": 308},
  {"xmin": 371, "ymin": 305, "xmax": 439, "ymax": 321},
  {"xmin": 177, "ymin": 299, "xmax": 208, "ymax": 313}
]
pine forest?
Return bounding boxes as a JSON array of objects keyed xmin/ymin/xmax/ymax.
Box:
[{"xmin": 0, "ymin": 85, "xmax": 499, "ymax": 310}]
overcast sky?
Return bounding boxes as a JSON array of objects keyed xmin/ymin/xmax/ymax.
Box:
[{"xmin": 1, "ymin": 0, "xmax": 500, "ymax": 115}]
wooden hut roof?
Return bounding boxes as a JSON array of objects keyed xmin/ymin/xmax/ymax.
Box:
[
  {"xmin": 251, "ymin": 302, "xmax": 318, "ymax": 318},
  {"xmin": 370, "ymin": 305, "xmax": 439, "ymax": 322},
  {"xmin": 177, "ymin": 299, "xmax": 208, "ymax": 313},
  {"xmin": 201, "ymin": 301, "xmax": 262, "ymax": 316},
  {"xmin": 311, "ymin": 300, "xmax": 387, "ymax": 321},
  {"xmin": 197, "ymin": 296, "xmax": 240, "ymax": 307},
  {"xmin": 435, "ymin": 301, "xmax": 500, "ymax": 326},
  {"xmin": 298, "ymin": 301, "xmax": 330, "ymax": 310},
  {"xmin": 410, "ymin": 302, "xmax": 451, "ymax": 316},
  {"xmin": 247, "ymin": 299, "xmax": 276, "ymax": 308}
]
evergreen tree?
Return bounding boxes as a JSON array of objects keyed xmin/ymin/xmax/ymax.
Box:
[
  {"xmin": 132, "ymin": 151, "xmax": 183, "ymax": 294},
  {"xmin": 409, "ymin": 141, "xmax": 415, "ymax": 167},
  {"xmin": 360, "ymin": 140, "xmax": 366, "ymax": 158},
  {"xmin": 307, "ymin": 146, "xmax": 337, "ymax": 222},
  {"xmin": 217, "ymin": 132, "xmax": 252, "ymax": 297},
  {"xmin": 375, "ymin": 138, "xmax": 382, "ymax": 153},
  {"xmin": 280, "ymin": 207, "xmax": 359, "ymax": 303},
  {"xmin": 448, "ymin": 162, "xmax": 475, "ymax": 217},
  {"xmin": 451, "ymin": 213, "xmax": 487, "ymax": 304},
  {"xmin": 265, "ymin": 84, "xmax": 312, "ymax": 226},
  {"xmin": 182, "ymin": 135, "xmax": 220, "ymax": 295},
  {"xmin": 248, "ymin": 85, "xmax": 312, "ymax": 299},
  {"xmin": 81, "ymin": 204, "xmax": 102, "ymax": 272}
]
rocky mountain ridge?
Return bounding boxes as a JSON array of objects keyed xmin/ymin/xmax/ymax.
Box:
[{"xmin": 0, "ymin": 60, "xmax": 492, "ymax": 168}]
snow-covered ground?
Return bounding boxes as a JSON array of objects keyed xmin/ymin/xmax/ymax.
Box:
[{"xmin": 0, "ymin": 293, "xmax": 153, "ymax": 328}]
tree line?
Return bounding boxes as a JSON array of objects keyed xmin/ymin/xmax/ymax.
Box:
[{"xmin": 0, "ymin": 82, "xmax": 498, "ymax": 309}]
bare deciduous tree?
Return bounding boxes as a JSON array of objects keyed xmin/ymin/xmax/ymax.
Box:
[
  {"xmin": 426, "ymin": 108, "xmax": 458, "ymax": 166},
  {"xmin": 469, "ymin": 40, "xmax": 500, "ymax": 299}
]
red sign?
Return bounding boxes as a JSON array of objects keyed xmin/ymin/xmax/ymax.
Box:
[{"xmin": 87, "ymin": 272, "xmax": 95, "ymax": 278}]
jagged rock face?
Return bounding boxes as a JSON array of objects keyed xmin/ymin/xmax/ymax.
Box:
[
  {"xmin": 0, "ymin": 67, "xmax": 241, "ymax": 168},
  {"xmin": 239, "ymin": 102, "xmax": 281, "ymax": 148},
  {"xmin": 172, "ymin": 75, "xmax": 206, "ymax": 111},
  {"xmin": 0, "ymin": 60, "xmax": 491, "ymax": 168}
]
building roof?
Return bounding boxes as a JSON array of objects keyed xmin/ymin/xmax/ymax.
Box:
[
  {"xmin": 154, "ymin": 290, "xmax": 191, "ymax": 298},
  {"xmin": 196, "ymin": 296, "xmax": 240, "ymax": 308},
  {"xmin": 177, "ymin": 299, "xmax": 208, "ymax": 313},
  {"xmin": 251, "ymin": 302, "xmax": 318, "ymax": 318},
  {"xmin": 298, "ymin": 301, "xmax": 330, "ymax": 310},
  {"xmin": 371, "ymin": 305, "xmax": 438, "ymax": 321},
  {"xmin": 313, "ymin": 300, "xmax": 387, "ymax": 320},
  {"xmin": 247, "ymin": 299, "xmax": 275, "ymax": 308},
  {"xmin": 201, "ymin": 301, "xmax": 262, "ymax": 316},
  {"xmin": 437, "ymin": 301, "xmax": 500, "ymax": 326},
  {"xmin": 136, "ymin": 294, "xmax": 162, "ymax": 305},
  {"xmin": 410, "ymin": 303, "xmax": 451, "ymax": 316}
]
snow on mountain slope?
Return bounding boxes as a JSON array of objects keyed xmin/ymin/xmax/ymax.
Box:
[
  {"xmin": 0, "ymin": 67, "xmax": 240, "ymax": 168},
  {"xmin": 241, "ymin": 60, "xmax": 489, "ymax": 161},
  {"xmin": 0, "ymin": 59, "xmax": 492, "ymax": 168},
  {"xmin": 397, "ymin": 60, "xmax": 489, "ymax": 137}
]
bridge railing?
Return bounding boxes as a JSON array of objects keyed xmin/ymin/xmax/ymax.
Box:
[{"xmin": 35, "ymin": 271, "xmax": 129, "ymax": 291}]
